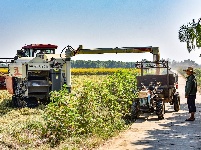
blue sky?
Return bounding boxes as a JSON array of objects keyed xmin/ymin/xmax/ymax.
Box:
[{"xmin": 1, "ymin": 0, "xmax": 201, "ymax": 63}]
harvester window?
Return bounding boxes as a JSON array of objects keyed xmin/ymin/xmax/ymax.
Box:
[
  {"xmin": 21, "ymin": 49, "xmax": 33, "ymax": 57},
  {"xmin": 45, "ymin": 50, "xmax": 51, "ymax": 54},
  {"xmin": 44, "ymin": 49, "xmax": 55, "ymax": 54},
  {"xmin": 29, "ymin": 49, "xmax": 34, "ymax": 57},
  {"xmin": 35, "ymin": 50, "xmax": 55, "ymax": 55}
]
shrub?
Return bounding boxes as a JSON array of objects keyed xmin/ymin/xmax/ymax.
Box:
[{"xmin": 42, "ymin": 69, "xmax": 138, "ymax": 147}]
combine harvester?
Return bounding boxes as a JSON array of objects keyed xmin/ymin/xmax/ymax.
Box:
[{"xmin": 0, "ymin": 44, "xmax": 160, "ymax": 107}]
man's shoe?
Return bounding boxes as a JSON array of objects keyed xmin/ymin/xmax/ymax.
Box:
[{"xmin": 185, "ymin": 118, "xmax": 195, "ymax": 121}]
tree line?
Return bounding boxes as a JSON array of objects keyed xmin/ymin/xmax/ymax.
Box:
[
  {"xmin": 71, "ymin": 59, "xmax": 201, "ymax": 69},
  {"xmin": 71, "ymin": 60, "xmax": 136, "ymax": 68},
  {"xmin": 169, "ymin": 59, "xmax": 200, "ymax": 69}
]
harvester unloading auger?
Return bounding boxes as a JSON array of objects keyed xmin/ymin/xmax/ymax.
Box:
[{"xmin": 0, "ymin": 44, "xmax": 160, "ymax": 107}]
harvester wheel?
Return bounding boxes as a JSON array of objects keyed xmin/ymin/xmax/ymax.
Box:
[
  {"xmin": 12, "ymin": 96, "xmax": 26, "ymax": 108},
  {"xmin": 40, "ymin": 97, "xmax": 50, "ymax": 105},
  {"xmin": 12, "ymin": 96, "xmax": 17, "ymax": 107},
  {"xmin": 25, "ymin": 97, "xmax": 38, "ymax": 108}
]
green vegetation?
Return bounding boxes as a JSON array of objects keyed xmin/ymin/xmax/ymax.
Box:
[
  {"xmin": 0, "ymin": 69, "xmax": 138, "ymax": 149},
  {"xmin": 43, "ymin": 69, "xmax": 138, "ymax": 147},
  {"xmin": 71, "ymin": 68, "xmax": 140, "ymax": 75},
  {"xmin": 178, "ymin": 17, "xmax": 201, "ymax": 52}
]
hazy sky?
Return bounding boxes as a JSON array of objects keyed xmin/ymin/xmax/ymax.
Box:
[{"xmin": 1, "ymin": 0, "xmax": 201, "ymax": 63}]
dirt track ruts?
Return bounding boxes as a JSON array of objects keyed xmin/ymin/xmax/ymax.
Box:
[{"xmin": 96, "ymin": 73, "xmax": 201, "ymax": 150}]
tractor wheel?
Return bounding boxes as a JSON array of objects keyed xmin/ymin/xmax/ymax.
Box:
[
  {"xmin": 156, "ymin": 100, "xmax": 165, "ymax": 120},
  {"xmin": 25, "ymin": 97, "xmax": 38, "ymax": 108},
  {"xmin": 131, "ymin": 100, "xmax": 140, "ymax": 121},
  {"xmin": 149, "ymin": 106, "xmax": 155, "ymax": 113},
  {"xmin": 173, "ymin": 95, "xmax": 180, "ymax": 112},
  {"xmin": 39, "ymin": 97, "xmax": 50, "ymax": 105}
]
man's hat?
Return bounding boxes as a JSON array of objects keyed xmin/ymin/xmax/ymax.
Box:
[{"xmin": 183, "ymin": 67, "xmax": 196, "ymax": 74}]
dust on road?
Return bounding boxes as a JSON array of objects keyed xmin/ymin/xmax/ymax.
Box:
[{"xmin": 96, "ymin": 74, "xmax": 201, "ymax": 150}]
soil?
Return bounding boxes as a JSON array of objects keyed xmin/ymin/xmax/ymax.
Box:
[{"xmin": 96, "ymin": 73, "xmax": 201, "ymax": 150}]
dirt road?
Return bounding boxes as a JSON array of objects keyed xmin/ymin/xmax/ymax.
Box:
[{"xmin": 96, "ymin": 74, "xmax": 201, "ymax": 150}]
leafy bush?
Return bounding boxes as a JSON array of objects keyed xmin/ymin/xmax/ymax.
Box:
[
  {"xmin": 194, "ymin": 69, "xmax": 201, "ymax": 86},
  {"xmin": 106, "ymin": 69, "xmax": 138, "ymax": 117},
  {"xmin": 42, "ymin": 69, "xmax": 138, "ymax": 147}
]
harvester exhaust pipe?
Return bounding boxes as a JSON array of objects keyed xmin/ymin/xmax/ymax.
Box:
[
  {"xmin": 65, "ymin": 46, "xmax": 72, "ymax": 93},
  {"xmin": 66, "ymin": 58, "xmax": 71, "ymax": 93}
]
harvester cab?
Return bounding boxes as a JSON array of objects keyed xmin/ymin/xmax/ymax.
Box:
[{"xmin": 15, "ymin": 44, "xmax": 56, "ymax": 59}]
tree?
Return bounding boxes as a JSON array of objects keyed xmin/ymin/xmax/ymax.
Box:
[{"xmin": 178, "ymin": 18, "xmax": 201, "ymax": 53}]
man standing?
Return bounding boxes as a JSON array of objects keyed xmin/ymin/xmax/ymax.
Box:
[{"xmin": 184, "ymin": 67, "xmax": 197, "ymax": 121}]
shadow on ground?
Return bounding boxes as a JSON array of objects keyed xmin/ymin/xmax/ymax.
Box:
[{"xmin": 130, "ymin": 103, "xmax": 201, "ymax": 150}]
